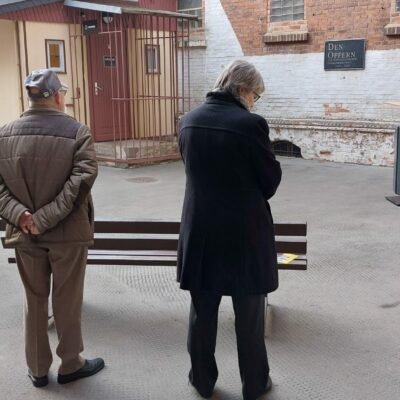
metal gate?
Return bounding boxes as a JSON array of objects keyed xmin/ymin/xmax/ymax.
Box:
[{"xmin": 68, "ymin": 6, "xmax": 192, "ymax": 165}]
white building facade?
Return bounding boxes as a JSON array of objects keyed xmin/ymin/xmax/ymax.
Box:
[{"xmin": 184, "ymin": 0, "xmax": 400, "ymax": 166}]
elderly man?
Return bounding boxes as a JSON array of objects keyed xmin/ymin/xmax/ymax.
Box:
[
  {"xmin": 0, "ymin": 69, "xmax": 104, "ymax": 387},
  {"xmin": 177, "ymin": 60, "xmax": 281, "ymax": 400}
]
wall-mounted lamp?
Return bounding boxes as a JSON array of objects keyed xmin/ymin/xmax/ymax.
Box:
[{"xmin": 102, "ymin": 12, "xmax": 113, "ymax": 24}]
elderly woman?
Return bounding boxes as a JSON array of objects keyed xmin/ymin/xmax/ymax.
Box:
[{"xmin": 177, "ymin": 60, "xmax": 282, "ymax": 400}]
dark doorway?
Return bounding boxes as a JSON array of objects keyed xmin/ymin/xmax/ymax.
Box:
[{"xmin": 272, "ymin": 140, "xmax": 302, "ymax": 158}]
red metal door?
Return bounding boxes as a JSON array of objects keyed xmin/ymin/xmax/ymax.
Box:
[{"xmin": 87, "ymin": 31, "xmax": 130, "ymax": 142}]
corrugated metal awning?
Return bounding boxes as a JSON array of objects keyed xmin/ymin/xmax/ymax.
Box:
[
  {"xmin": 0, "ymin": 0, "xmax": 60, "ymax": 14},
  {"xmin": 64, "ymin": 0, "xmax": 197, "ymax": 19},
  {"xmin": 64, "ymin": 0, "xmax": 122, "ymax": 13},
  {"xmin": 121, "ymin": 6, "xmax": 197, "ymax": 19}
]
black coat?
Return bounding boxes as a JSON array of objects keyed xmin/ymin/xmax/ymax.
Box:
[{"xmin": 177, "ymin": 91, "xmax": 282, "ymax": 295}]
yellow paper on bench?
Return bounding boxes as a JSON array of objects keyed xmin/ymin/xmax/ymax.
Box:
[{"xmin": 277, "ymin": 253, "xmax": 298, "ymax": 264}]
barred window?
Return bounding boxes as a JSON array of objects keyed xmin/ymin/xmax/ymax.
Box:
[
  {"xmin": 178, "ymin": 0, "xmax": 202, "ymax": 29},
  {"xmin": 271, "ymin": 0, "xmax": 304, "ymax": 22},
  {"xmin": 145, "ymin": 45, "xmax": 159, "ymax": 74}
]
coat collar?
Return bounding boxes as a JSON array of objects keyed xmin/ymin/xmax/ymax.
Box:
[
  {"xmin": 21, "ymin": 105, "xmax": 72, "ymax": 119},
  {"xmin": 205, "ymin": 90, "xmax": 248, "ymax": 111}
]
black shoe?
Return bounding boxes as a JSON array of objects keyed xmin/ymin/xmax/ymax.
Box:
[
  {"xmin": 28, "ymin": 370, "xmax": 48, "ymax": 388},
  {"xmin": 248, "ymin": 376, "xmax": 273, "ymax": 400},
  {"xmin": 188, "ymin": 376, "xmax": 213, "ymax": 399},
  {"xmin": 254, "ymin": 376, "xmax": 272, "ymax": 399},
  {"xmin": 188, "ymin": 380, "xmax": 213, "ymax": 399},
  {"xmin": 57, "ymin": 358, "xmax": 105, "ymax": 384},
  {"xmin": 265, "ymin": 375, "xmax": 272, "ymax": 392}
]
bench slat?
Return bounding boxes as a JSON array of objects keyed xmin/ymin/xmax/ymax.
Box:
[
  {"xmin": 87, "ymin": 258, "xmax": 307, "ymax": 270},
  {"xmin": 274, "ymin": 223, "xmax": 307, "ymax": 236},
  {"xmin": 88, "ymin": 252, "xmax": 307, "ymax": 260},
  {"xmin": 1, "ymin": 220, "xmax": 307, "ymax": 234},
  {"xmin": 86, "ymin": 258, "xmax": 177, "ymax": 266},
  {"xmin": 275, "ymin": 240, "xmax": 307, "ymax": 254},
  {"xmin": 93, "ymin": 220, "xmax": 307, "ymax": 236},
  {"xmin": 278, "ymin": 260, "xmax": 307, "ymax": 270},
  {"xmin": 94, "ymin": 220, "xmax": 181, "ymax": 234},
  {"xmin": 91, "ymin": 238, "xmax": 178, "ymax": 251},
  {"xmin": 87, "ymin": 259, "xmax": 307, "ymax": 270},
  {"xmin": 7, "ymin": 254, "xmax": 306, "ymax": 270},
  {"xmin": 89, "ymin": 250, "xmax": 178, "ymax": 256},
  {"xmin": 90, "ymin": 238, "xmax": 306, "ymax": 254}
]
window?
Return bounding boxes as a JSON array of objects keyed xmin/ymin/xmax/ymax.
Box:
[
  {"xmin": 145, "ymin": 45, "xmax": 160, "ymax": 74},
  {"xmin": 397, "ymin": 0, "xmax": 400, "ymax": 12},
  {"xmin": 45, "ymin": 39, "xmax": 66, "ymax": 73},
  {"xmin": 272, "ymin": 141, "xmax": 302, "ymax": 158},
  {"xmin": 271, "ymin": 0, "xmax": 304, "ymax": 22},
  {"xmin": 177, "ymin": 0, "xmax": 202, "ymax": 29}
]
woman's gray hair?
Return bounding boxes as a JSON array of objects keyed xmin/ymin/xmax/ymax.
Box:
[{"xmin": 213, "ymin": 60, "xmax": 265, "ymax": 97}]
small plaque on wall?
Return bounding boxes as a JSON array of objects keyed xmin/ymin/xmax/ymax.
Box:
[
  {"xmin": 324, "ymin": 39, "xmax": 366, "ymax": 70},
  {"xmin": 104, "ymin": 56, "xmax": 116, "ymax": 67},
  {"xmin": 83, "ymin": 20, "xmax": 98, "ymax": 35}
]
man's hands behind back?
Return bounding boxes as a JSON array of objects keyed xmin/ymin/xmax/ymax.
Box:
[{"xmin": 18, "ymin": 211, "xmax": 40, "ymax": 235}]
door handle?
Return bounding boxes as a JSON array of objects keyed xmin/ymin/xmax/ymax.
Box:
[{"xmin": 94, "ymin": 82, "xmax": 103, "ymax": 96}]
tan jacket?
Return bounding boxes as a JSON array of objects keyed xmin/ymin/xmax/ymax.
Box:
[{"xmin": 0, "ymin": 106, "xmax": 98, "ymax": 247}]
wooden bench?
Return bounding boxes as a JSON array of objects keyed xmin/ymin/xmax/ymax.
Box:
[{"xmin": 1, "ymin": 218, "xmax": 307, "ymax": 270}]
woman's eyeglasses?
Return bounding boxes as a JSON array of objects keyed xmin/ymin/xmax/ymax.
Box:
[{"xmin": 253, "ymin": 92, "xmax": 261, "ymax": 102}]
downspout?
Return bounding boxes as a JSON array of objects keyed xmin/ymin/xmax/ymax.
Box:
[
  {"xmin": 22, "ymin": 20, "xmax": 28, "ymax": 76},
  {"xmin": 15, "ymin": 21, "xmax": 24, "ymax": 113},
  {"xmin": 80, "ymin": 32, "xmax": 87, "ymax": 125}
]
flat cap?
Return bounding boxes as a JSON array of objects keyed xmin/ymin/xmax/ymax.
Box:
[{"xmin": 24, "ymin": 69, "xmax": 68, "ymax": 99}]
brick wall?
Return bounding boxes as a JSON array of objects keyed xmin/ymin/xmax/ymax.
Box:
[
  {"xmin": 187, "ymin": 0, "xmax": 400, "ymax": 165},
  {"xmin": 219, "ymin": 0, "xmax": 400, "ymax": 56}
]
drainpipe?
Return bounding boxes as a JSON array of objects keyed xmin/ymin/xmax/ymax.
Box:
[{"xmin": 15, "ymin": 21, "xmax": 24, "ymax": 113}]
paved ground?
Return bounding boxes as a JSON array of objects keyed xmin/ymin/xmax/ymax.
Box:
[{"xmin": 0, "ymin": 157, "xmax": 399, "ymax": 400}]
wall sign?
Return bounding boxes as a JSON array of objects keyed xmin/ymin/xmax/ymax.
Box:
[
  {"xmin": 83, "ymin": 20, "xmax": 98, "ymax": 35},
  {"xmin": 324, "ymin": 39, "xmax": 366, "ymax": 70}
]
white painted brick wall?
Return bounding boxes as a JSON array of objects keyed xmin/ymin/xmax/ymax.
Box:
[
  {"xmin": 186, "ymin": 0, "xmax": 400, "ymax": 165},
  {"xmin": 250, "ymin": 51, "xmax": 400, "ymax": 122}
]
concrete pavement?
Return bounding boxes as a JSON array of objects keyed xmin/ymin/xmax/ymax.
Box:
[{"xmin": 0, "ymin": 157, "xmax": 399, "ymax": 400}]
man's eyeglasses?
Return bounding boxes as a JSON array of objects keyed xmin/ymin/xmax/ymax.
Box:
[{"xmin": 253, "ymin": 92, "xmax": 261, "ymax": 102}]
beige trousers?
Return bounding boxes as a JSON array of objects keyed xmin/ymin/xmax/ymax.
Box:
[{"xmin": 15, "ymin": 245, "xmax": 87, "ymax": 377}]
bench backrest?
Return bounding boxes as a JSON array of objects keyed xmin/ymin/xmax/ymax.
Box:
[
  {"xmin": 0, "ymin": 219, "xmax": 307, "ymax": 270},
  {"xmin": 92, "ymin": 219, "xmax": 307, "ymax": 252}
]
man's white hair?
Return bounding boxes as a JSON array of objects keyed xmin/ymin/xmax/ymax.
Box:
[{"xmin": 213, "ymin": 60, "xmax": 265, "ymax": 97}]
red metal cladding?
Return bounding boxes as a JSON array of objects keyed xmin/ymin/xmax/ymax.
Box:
[
  {"xmin": 121, "ymin": 13, "xmax": 177, "ymax": 31},
  {"xmin": 0, "ymin": 2, "xmax": 73, "ymax": 23},
  {"xmin": 0, "ymin": 0, "xmax": 178, "ymax": 24},
  {"xmin": 2, "ymin": 1, "xmax": 191, "ymax": 165},
  {"xmin": 138, "ymin": 0, "xmax": 177, "ymax": 12}
]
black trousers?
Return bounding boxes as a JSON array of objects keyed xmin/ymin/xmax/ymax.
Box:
[{"xmin": 188, "ymin": 291, "xmax": 269, "ymax": 400}]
